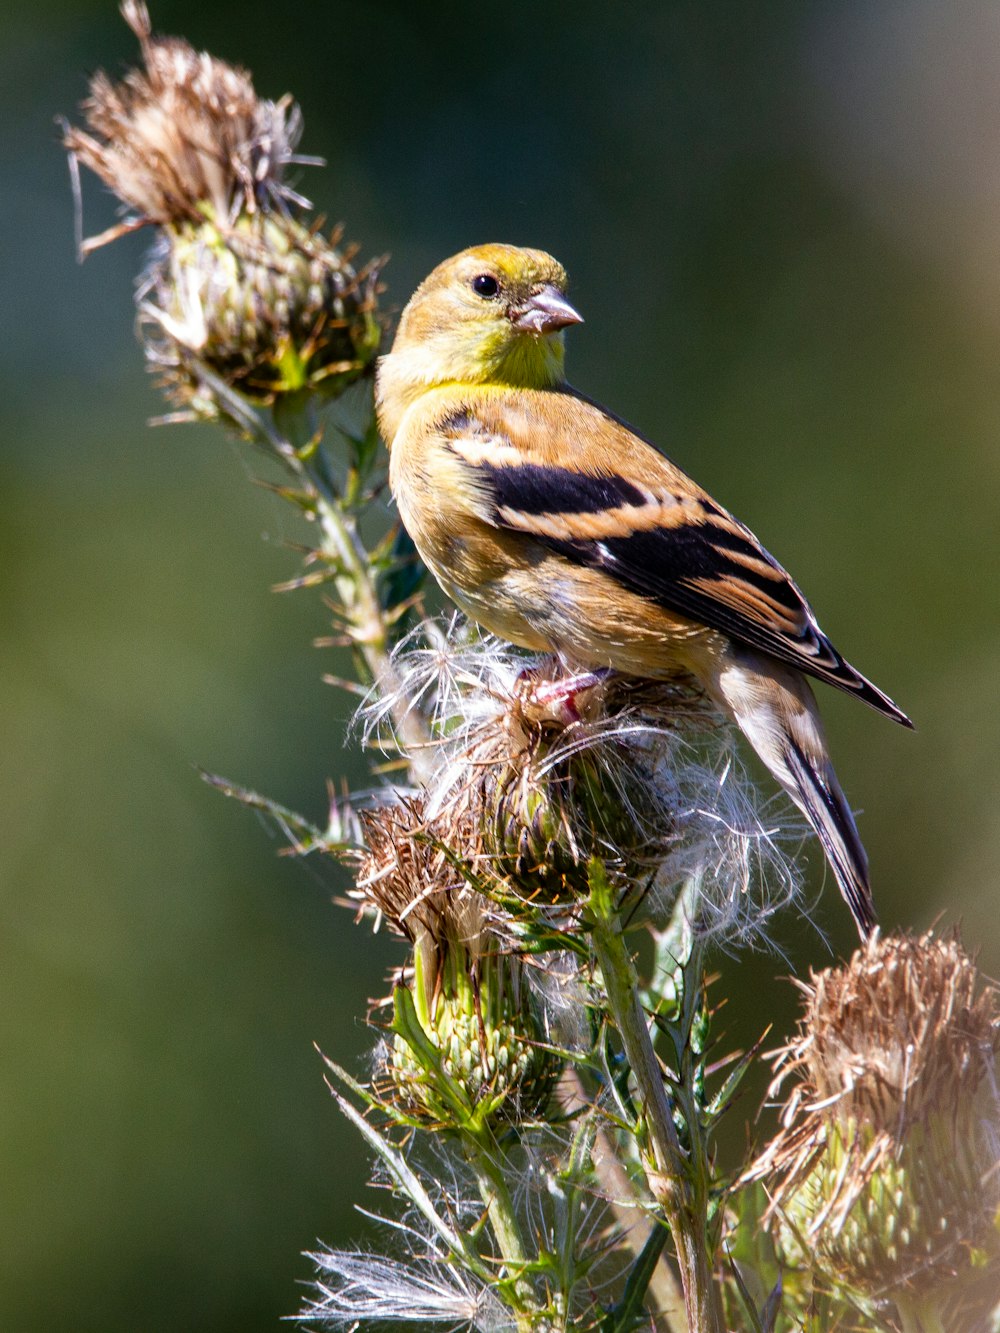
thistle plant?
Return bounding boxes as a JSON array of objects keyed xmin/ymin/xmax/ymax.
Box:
[
  {"xmin": 745, "ymin": 930, "xmax": 1000, "ymax": 1333},
  {"xmin": 64, "ymin": 0, "xmax": 379, "ymax": 415},
  {"xmin": 63, "ymin": 9, "xmax": 999, "ymax": 1333}
]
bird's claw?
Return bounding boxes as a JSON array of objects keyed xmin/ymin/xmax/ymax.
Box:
[{"xmin": 515, "ymin": 663, "xmax": 614, "ymax": 728}]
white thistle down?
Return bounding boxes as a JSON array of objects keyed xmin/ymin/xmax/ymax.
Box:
[{"xmin": 302, "ymin": 1248, "xmax": 511, "ymax": 1331}]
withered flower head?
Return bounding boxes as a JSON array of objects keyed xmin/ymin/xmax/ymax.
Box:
[
  {"xmin": 750, "ymin": 930, "xmax": 1000, "ymax": 1323},
  {"xmin": 367, "ymin": 631, "xmax": 804, "ymax": 943},
  {"xmin": 62, "ymin": 2, "xmax": 380, "ymax": 418},
  {"xmin": 63, "ymin": 0, "xmax": 305, "ymax": 233},
  {"xmin": 470, "ymin": 666, "xmax": 679, "ymax": 903},
  {"xmin": 411, "ymin": 656, "xmax": 716, "ymax": 910},
  {"xmin": 357, "ymin": 797, "xmax": 557, "ymax": 1124}
]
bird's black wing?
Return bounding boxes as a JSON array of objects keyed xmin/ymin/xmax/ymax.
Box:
[{"xmin": 442, "ymin": 402, "xmax": 911, "ymax": 726}]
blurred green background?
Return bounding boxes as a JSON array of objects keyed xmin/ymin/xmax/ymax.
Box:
[{"xmin": 5, "ymin": 1, "xmax": 999, "ymax": 1328}]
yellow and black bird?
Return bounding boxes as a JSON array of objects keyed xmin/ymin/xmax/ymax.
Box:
[{"xmin": 376, "ymin": 243, "xmax": 911, "ymax": 937}]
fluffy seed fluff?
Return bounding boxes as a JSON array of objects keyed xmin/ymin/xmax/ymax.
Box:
[
  {"xmin": 300, "ymin": 1110, "xmax": 638, "ymax": 1332},
  {"xmin": 302, "ymin": 1246, "xmax": 511, "ymax": 1331},
  {"xmin": 361, "ymin": 620, "xmax": 807, "ymax": 949}
]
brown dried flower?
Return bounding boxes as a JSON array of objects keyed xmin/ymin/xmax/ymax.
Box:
[
  {"xmin": 357, "ymin": 797, "xmax": 485, "ymax": 997},
  {"xmin": 429, "ymin": 662, "xmax": 713, "ymax": 908},
  {"xmin": 64, "ymin": 0, "xmax": 309, "ymax": 241},
  {"xmin": 364, "ymin": 630, "xmax": 807, "ymax": 942},
  {"xmin": 750, "ymin": 929, "xmax": 1000, "ymax": 1326}
]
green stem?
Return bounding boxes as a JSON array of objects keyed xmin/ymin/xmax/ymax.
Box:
[
  {"xmin": 560, "ymin": 1070, "xmax": 688, "ymax": 1333},
  {"xmin": 586, "ymin": 862, "xmax": 723, "ymax": 1333},
  {"xmin": 270, "ymin": 390, "xmax": 434, "ymax": 779},
  {"xmin": 310, "ymin": 483, "xmax": 434, "ymax": 776},
  {"xmin": 465, "ymin": 1130, "xmax": 539, "ymax": 1330},
  {"xmin": 190, "ymin": 366, "xmax": 434, "ymax": 779},
  {"xmin": 590, "ymin": 906, "xmax": 681, "ymax": 1169}
]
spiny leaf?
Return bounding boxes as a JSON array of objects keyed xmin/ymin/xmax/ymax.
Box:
[
  {"xmin": 252, "ymin": 477, "xmax": 319, "ymax": 513},
  {"xmin": 343, "ymin": 414, "xmax": 382, "ymax": 479},
  {"xmin": 377, "ymin": 524, "xmax": 427, "ymax": 627},
  {"xmin": 199, "ymin": 769, "xmax": 360, "ymax": 854},
  {"xmin": 318, "ymin": 1053, "xmax": 492, "ymax": 1282},
  {"xmin": 704, "ymin": 1027, "xmax": 771, "ymax": 1121}
]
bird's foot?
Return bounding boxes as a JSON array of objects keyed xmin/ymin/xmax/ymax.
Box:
[{"xmin": 514, "ymin": 662, "xmax": 614, "ymax": 728}]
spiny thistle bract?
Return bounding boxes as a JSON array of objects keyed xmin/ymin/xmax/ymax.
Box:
[
  {"xmin": 750, "ymin": 929, "xmax": 1000, "ymax": 1330},
  {"xmin": 62, "ymin": 0, "xmax": 379, "ymax": 421}
]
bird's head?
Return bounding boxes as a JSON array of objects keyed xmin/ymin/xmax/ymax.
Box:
[{"xmin": 382, "ymin": 244, "xmax": 583, "ymax": 402}]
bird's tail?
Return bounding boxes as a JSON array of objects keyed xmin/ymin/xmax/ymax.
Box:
[
  {"xmin": 780, "ymin": 730, "xmax": 876, "ymax": 937},
  {"xmin": 709, "ymin": 650, "xmax": 877, "ymax": 938}
]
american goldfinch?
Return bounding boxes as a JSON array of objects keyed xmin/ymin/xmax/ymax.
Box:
[{"xmin": 377, "ymin": 243, "xmax": 911, "ymax": 938}]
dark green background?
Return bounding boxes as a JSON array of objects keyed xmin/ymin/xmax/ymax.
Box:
[{"xmin": 5, "ymin": 2, "xmax": 998, "ymax": 1328}]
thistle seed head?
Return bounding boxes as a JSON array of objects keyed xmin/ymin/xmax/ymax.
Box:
[
  {"xmin": 467, "ymin": 668, "xmax": 684, "ymax": 903},
  {"xmin": 64, "ymin": 1, "xmax": 307, "ymax": 230},
  {"xmin": 750, "ymin": 930, "xmax": 1000, "ymax": 1315},
  {"xmin": 63, "ymin": 2, "xmax": 381, "ymax": 418},
  {"xmin": 139, "ymin": 216, "xmax": 379, "ymax": 416},
  {"xmin": 365, "ymin": 626, "xmax": 806, "ymax": 945}
]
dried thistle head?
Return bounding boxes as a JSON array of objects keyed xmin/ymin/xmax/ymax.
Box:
[
  {"xmin": 476, "ymin": 666, "xmax": 693, "ymax": 903},
  {"xmin": 750, "ymin": 930, "xmax": 1000, "ymax": 1323},
  {"xmin": 356, "ymin": 798, "xmax": 557, "ymax": 1124},
  {"xmin": 364, "ymin": 626, "xmax": 805, "ymax": 945},
  {"xmin": 62, "ymin": 2, "xmax": 380, "ymax": 418},
  {"xmin": 382, "ymin": 645, "xmax": 717, "ymax": 907},
  {"xmin": 63, "ymin": 1, "xmax": 304, "ymax": 232},
  {"xmin": 357, "ymin": 797, "xmax": 485, "ymax": 1003}
]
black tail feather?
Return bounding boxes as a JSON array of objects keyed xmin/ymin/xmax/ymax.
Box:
[{"xmin": 785, "ymin": 737, "xmax": 877, "ymax": 939}]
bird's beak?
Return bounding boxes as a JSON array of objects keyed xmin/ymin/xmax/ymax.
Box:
[{"xmin": 512, "ymin": 285, "xmax": 584, "ymax": 335}]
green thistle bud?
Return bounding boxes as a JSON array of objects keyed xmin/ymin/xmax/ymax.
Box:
[
  {"xmin": 389, "ymin": 967, "xmax": 553, "ymax": 1124},
  {"xmin": 356, "ymin": 800, "xmax": 556, "ymax": 1125},
  {"xmin": 142, "ymin": 211, "xmax": 379, "ymax": 417},
  {"xmin": 62, "ymin": 1, "xmax": 380, "ymax": 422},
  {"xmin": 750, "ymin": 930, "xmax": 1000, "ymax": 1328}
]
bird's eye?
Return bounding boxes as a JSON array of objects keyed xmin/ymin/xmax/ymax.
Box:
[{"xmin": 471, "ymin": 273, "xmax": 500, "ymax": 299}]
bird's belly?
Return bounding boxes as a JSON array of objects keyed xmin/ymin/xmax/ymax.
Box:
[
  {"xmin": 446, "ymin": 582, "xmax": 555, "ymax": 653},
  {"xmin": 433, "ymin": 541, "xmax": 723, "ymax": 679}
]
